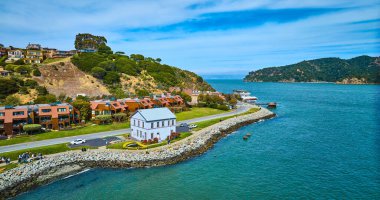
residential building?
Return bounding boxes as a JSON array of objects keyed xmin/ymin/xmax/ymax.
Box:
[
  {"xmin": 0, "ymin": 106, "xmax": 30, "ymax": 136},
  {"xmin": 0, "ymin": 45, "xmax": 7, "ymax": 57},
  {"xmin": 90, "ymin": 100, "xmax": 128, "ymax": 118},
  {"xmin": 130, "ymin": 107, "xmax": 176, "ymax": 142},
  {"xmin": 0, "ymin": 67, "xmax": 11, "ymax": 76},
  {"xmin": 25, "ymin": 43, "xmax": 43, "ymax": 64},
  {"xmin": 37, "ymin": 103, "xmax": 79, "ymax": 130},
  {"xmin": 121, "ymin": 99, "xmax": 142, "ymax": 112},
  {"xmin": 140, "ymin": 98, "xmax": 155, "ymax": 109},
  {"xmin": 6, "ymin": 49, "xmax": 24, "ymax": 63},
  {"xmin": 53, "ymin": 50, "xmax": 76, "ymax": 58},
  {"xmin": 43, "ymin": 48, "xmax": 57, "ymax": 59}
]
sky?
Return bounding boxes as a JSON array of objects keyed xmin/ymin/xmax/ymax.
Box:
[{"xmin": 0, "ymin": 0, "xmax": 379, "ymax": 78}]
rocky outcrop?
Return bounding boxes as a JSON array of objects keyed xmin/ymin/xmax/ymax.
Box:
[{"xmin": 0, "ymin": 108, "xmax": 275, "ymax": 199}]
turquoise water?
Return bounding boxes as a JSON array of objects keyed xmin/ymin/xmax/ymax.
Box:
[{"xmin": 15, "ymin": 81, "xmax": 380, "ymax": 199}]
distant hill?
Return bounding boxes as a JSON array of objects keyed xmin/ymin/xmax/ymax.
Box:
[{"xmin": 244, "ymin": 56, "xmax": 380, "ymax": 84}]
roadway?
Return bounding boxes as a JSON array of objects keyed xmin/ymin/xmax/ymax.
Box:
[{"xmin": 0, "ymin": 104, "xmax": 251, "ymax": 153}]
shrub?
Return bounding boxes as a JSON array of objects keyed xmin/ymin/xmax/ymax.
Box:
[
  {"xmin": 113, "ymin": 112, "xmax": 128, "ymax": 122},
  {"xmin": 217, "ymin": 104, "xmax": 229, "ymax": 111},
  {"xmin": 33, "ymin": 68, "xmax": 41, "ymax": 76},
  {"xmin": 95, "ymin": 115, "xmax": 112, "ymax": 124},
  {"xmin": 23, "ymin": 124, "xmax": 42, "ymax": 134}
]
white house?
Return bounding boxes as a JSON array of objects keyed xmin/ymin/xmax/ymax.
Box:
[{"xmin": 130, "ymin": 107, "xmax": 176, "ymax": 142}]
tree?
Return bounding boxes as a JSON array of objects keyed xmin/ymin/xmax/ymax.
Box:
[
  {"xmin": 24, "ymin": 79, "xmax": 38, "ymax": 88},
  {"xmin": 103, "ymin": 71, "xmax": 120, "ymax": 84},
  {"xmin": 4, "ymin": 95, "xmax": 21, "ymax": 106},
  {"xmin": 23, "ymin": 124, "xmax": 41, "ymax": 134},
  {"xmin": 115, "ymin": 51, "xmax": 125, "ymax": 55},
  {"xmin": 130, "ymin": 54, "xmax": 145, "ymax": 62},
  {"xmin": 0, "ymin": 78, "xmax": 19, "ymax": 99},
  {"xmin": 36, "ymin": 86, "xmax": 48, "ymax": 95},
  {"xmin": 180, "ymin": 92, "xmax": 191, "ymax": 103},
  {"xmin": 33, "ymin": 68, "xmax": 41, "ymax": 76},
  {"xmin": 58, "ymin": 93, "xmax": 66, "ymax": 102},
  {"xmin": 98, "ymin": 44, "xmax": 113, "ymax": 55},
  {"xmin": 72, "ymin": 100, "xmax": 91, "ymax": 121},
  {"xmin": 91, "ymin": 67, "xmax": 106, "ymax": 79},
  {"xmin": 155, "ymin": 58, "xmax": 162, "ymax": 63},
  {"xmin": 15, "ymin": 65, "xmax": 31, "ymax": 74},
  {"xmin": 113, "ymin": 113, "xmax": 128, "ymax": 122},
  {"xmin": 95, "ymin": 115, "xmax": 112, "ymax": 124},
  {"xmin": 14, "ymin": 59, "xmax": 25, "ymax": 65},
  {"xmin": 34, "ymin": 94, "xmax": 57, "ymax": 104}
]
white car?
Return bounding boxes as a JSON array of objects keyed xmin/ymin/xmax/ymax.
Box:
[
  {"xmin": 70, "ymin": 139, "xmax": 86, "ymax": 145},
  {"xmin": 188, "ymin": 124, "xmax": 197, "ymax": 129}
]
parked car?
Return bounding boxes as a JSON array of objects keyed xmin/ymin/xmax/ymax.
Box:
[
  {"xmin": 188, "ymin": 124, "xmax": 197, "ymax": 129},
  {"xmin": 180, "ymin": 123, "xmax": 188, "ymax": 127},
  {"xmin": 70, "ymin": 139, "xmax": 86, "ymax": 145}
]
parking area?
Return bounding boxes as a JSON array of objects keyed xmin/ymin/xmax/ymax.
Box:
[
  {"xmin": 176, "ymin": 125, "xmax": 189, "ymax": 133},
  {"xmin": 68, "ymin": 136, "xmax": 122, "ymax": 148}
]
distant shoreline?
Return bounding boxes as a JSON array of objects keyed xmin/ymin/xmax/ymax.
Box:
[{"xmin": 0, "ymin": 108, "xmax": 275, "ymax": 199}]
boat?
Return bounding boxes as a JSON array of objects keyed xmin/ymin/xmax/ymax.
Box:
[
  {"xmin": 246, "ymin": 133, "xmax": 251, "ymax": 137},
  {"xmin": 243, "ymin": 135, "xmax": 249, "ymax": 140},
  {"xmin": 233, "ymin": 90, "xmax": 258, "ymax": 102}
]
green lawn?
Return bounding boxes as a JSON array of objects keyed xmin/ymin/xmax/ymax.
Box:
[
  {"xmin": 175, "ymin": 107, "xmax": 228, "ymax": 121},
  {"xmin": 192, "ymin": 107, "xmax": 261, "ymax": 131},
  {"xmin": 0, "ymin": 122, "xmax": 130, "ymax": 146}
]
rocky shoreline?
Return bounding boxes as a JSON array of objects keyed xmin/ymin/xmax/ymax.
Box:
[{"xmin": 0, "ymin": 108, "xmax": 275, "ymax": 199}]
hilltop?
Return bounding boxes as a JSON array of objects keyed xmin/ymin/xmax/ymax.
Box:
[
  {"xmin": 0, "ymin": 33, "xmax": 214, "ymax": 104},
  {"xmin": 244, "ymin": 56, "xmax": 380, "ymax": 84}
]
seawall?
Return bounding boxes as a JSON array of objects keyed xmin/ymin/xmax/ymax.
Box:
[{"xmin": 0, "ymin": 108, "xmax": 275, "ymax": 199}]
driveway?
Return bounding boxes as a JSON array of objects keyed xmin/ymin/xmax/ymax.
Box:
[{"xmin": 0, "ymin": 104, "xmax": 251, "ymax": 153}]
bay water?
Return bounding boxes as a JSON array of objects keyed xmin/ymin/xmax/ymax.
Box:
[{"xmin": 15, "ymin": 80, "xmax": 380, "ymax": 199}]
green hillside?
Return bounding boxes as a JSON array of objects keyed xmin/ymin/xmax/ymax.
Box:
[{"xmin": 244, "ymin": 56, "xmax": 380, "ymax": 84}]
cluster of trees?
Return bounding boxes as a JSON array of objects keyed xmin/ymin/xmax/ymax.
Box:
[
  {"xmin": 71, "ymin": 39, "xmax": 214, "ymax": 96},
  {"xmin": 244, "ymin": 56, "xmax": 380, "ymax": 83},
  {"xmin": 197, "ymin": 94, "xmax": 229, "ymax": 110},
  {"xmin": 75, "ymin": 33, "xmax": 107, "ymax": 50}
]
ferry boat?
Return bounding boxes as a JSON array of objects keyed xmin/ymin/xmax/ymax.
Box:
[{"xmin": 233, "ymin": 90, "xmax": 258, "ymax": 102}]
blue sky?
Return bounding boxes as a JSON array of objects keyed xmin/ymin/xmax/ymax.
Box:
[{"xmin": 0, "ymin": 0, "xmax": 379, "ymax": 78}]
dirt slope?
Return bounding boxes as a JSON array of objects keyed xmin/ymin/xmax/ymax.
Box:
[{"xmin": 33, "ymin": 61, "xmax": 110, "ymax": 97}]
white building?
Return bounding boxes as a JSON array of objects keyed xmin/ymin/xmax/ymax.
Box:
[
  {"xmin": 6, "ymin": 49, "xmax": 24, "ymax": 63},
  {"xmin": 130, "ymin": 107, "xmax": 176, "ymax": 142}
]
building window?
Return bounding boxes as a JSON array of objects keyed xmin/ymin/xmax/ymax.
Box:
[
  {"xmin": 162, "ymin": 121, "xmax": 164, "ymax": 127},
  {"xmin": 0, "ymin": 112, "xmax": 4, "ymax": 116},
  {"xmin": 142, "ymin": 122, "xmax": 144, "ymax": 128},
  {"xmin": 13, "ymin": 111, "xmax": 24, "ymax": 116},
  {"xmin": 151, "ymin": 123, "xmax": 153, "ymax": 129},
  {"xmin": 41, "ymin": 109, "xmax": 51, "ymax": 113},
  {"xmin": 151, "ymin": 133, "xmax": 154, "ymax": 139},
  {"xmin": 138, "ymin": 121, "xmax": 140, "ymax": 127},
  {"xmin": 157, "ymin": 122, "xmax": 159, "ymax": 128},
  {"xmin": 57, "ymin": 108, "xmax": 66, "ymax": 112}
]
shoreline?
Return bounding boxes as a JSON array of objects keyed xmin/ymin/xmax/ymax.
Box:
[{"xmin": 0, "ymin": 108, "xmax": 275, "ymax": 199}]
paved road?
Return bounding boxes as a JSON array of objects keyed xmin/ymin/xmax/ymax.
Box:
[{"xmin": 0, "ymin": 105, "xmax": 251, "ymax": 153}]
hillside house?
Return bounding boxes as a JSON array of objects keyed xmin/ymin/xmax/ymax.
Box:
[
  {"xmin": 130, "ymin": 107, "xmax": 176, "ymax": 142},
  {"xmin": 6, "ymin": 49, "xmax": 24, "ymax": 63},
  {"xmin": 25, "ymin": 43, "xmax": 43, "ymax": 64},
  {"xmin": 43, "ymin": 48, "xmax": 57, "ymax": 59}
]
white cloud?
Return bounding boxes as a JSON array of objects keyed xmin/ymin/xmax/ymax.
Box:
[{"xmin": 0, "ymin": 0, "xmax": 379, "ymax": 76}]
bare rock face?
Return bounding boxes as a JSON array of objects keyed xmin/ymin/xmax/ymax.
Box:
[
  {"xmin": 336, "ymin": 77, "xmax": 367, "ymax": 84},
  {"xmin": 33, "ymin": 61, "xmax": 110, "ymax": 97}
]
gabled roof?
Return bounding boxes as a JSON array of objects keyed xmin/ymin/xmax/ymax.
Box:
[{"xmin": 132, "ymin": 107, "xmax": 176, "ymax": 122}]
